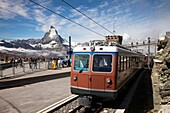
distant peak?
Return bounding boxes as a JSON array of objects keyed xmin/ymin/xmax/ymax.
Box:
[
  {"xmin": 50, "ymin": 26, "xmax": 55, "ymax": 29},
  {"xmin": 49, "ymin": 26, "xmax": 58, "ymax": 37}
]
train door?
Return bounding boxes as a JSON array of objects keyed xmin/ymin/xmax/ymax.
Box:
[
  {"xmin": 73, "ymin": 54, "xmax": 90, "ymax": 91},
  {"xmin": 90, "ymin": 54, "xmax": 113, "ymax": 93}
]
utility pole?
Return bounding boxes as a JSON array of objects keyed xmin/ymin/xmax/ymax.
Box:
[
  {"xmin": 113, "ymin": 22, "xmax": 115, "ymax": 35},
  {"xmin": 136, "ymin": 42, "xmax": 138, "ymax": 52},
  {"xmin": 131, "ymin": 42, "xmax": 133, "ymax": 50},
  {"xmin": 148, "ymin": 37, "xmax": 150, "ymax": 68},
  {"xmin": 155, "ymin": 42, "xmax": 157, "ymax": 56},
  {"xmin": 68, "ymin": 36, "xmax": 71, "ymax": 67}
]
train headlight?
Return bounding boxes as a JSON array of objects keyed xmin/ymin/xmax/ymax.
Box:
[
  {"xmin": 73, "ymin": 76, "xmax": 77, "ymax": 81},
  {"xmin": 106, "ymin": 78, "xmax": 112, "ymax": 85},
  {"xmin": 90, "ymin": 46, "xmax": 95, "ymax": 51}
]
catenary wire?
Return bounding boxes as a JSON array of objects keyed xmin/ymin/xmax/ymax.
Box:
[
  {"xmin": 0, "ymin": 6, "xmax": 22, "ymax": 17},
  {"xmin": 61, "ymin": 0, "xmax": 114, "ymax": 34},
  {"xmin": 29, "ymin": 0, "xmax": 105, "ymax": 37}
]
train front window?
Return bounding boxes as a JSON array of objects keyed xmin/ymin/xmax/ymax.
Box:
[
  {"xmin": 74, "ymin": 54, "xmax": 89, "ymax": 72},
  {"xmin": 92, "ymin": 55, "xmax": 112, "ymax": 72}
]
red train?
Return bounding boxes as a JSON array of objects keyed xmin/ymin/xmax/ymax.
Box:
[{"xmin": 70, "ymin": 43, "xmax": 145, "ymax": 106}]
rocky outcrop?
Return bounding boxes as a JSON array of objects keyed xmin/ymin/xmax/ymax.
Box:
[{"xmin": 155, "ymin": 35, "xmax": 170, "ymax": 104}]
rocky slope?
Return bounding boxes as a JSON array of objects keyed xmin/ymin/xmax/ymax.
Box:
[
  {"xmin": 152, "ymin": 34, "xmax": 170, "ymax": 112},
  {"xmin": 156, "ymin": 35, "xmax": 170, "ymax": 101}
]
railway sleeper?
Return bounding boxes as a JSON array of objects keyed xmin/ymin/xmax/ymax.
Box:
[
  {"xmin": 79, "ymin": 96, "xmax": 103, "ymax": 108},
  {"xmin": 79, "ymin": 96, "xmax": 93, "ymax": 107}
]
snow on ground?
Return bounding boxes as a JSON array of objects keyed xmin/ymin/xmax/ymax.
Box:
[{"xmin": 0, "ymin": 46, "xmax": 66, "ymax": 58}]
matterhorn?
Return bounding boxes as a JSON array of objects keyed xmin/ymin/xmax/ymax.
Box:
[
  {"xmin": 0, "ymin": 26, "xmax": 70, "ymax": 56},
  {"xmin": 40, "ymin": 26, "xmax": 68, "ymax": 51}
]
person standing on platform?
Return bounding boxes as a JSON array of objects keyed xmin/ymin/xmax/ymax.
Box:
[
  {"xmin": 56, "ymin": 58, "xmax": 58, "ymax": 69},
  {"xmin": 34, "ymin": 58, "xmax": 38, "ymax": 69},
  {"xmin": 29, "ymin": 58, "xmax": 32, "ymax": 69},
  {"xmin": 64, "ymin": 56, "xmax": 68, "ymax": 67},
  {"xmin": 58, "ymin": 58, "xmax": 61, "ymax": 68},
  {"xmin": 52, "ymin": 58, "xmax": 56, "ymax": 70},
  {"xmin": 60, "ymin": 58, "xmax": 64, "ymax": 68},
  {"xmin": 19, "ymin": 58, "xmax": 23, "ymax": 67},
  {"xmin": 15, "ymin": 58, "xmax": 18, "ymax": 68}
]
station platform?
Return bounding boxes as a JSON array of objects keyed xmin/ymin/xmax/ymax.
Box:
[{"xmin": 0, "ymin": 67, "xmax": 71, "ymax": 89}]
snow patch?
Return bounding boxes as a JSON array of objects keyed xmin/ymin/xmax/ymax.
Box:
[
  {"xmin": 0, "ymin": 46, "xmax": 65, "ymax": 57},
  {"xmin": 49, "ymin": 28, "xmax": 57, "ymax": 39}
]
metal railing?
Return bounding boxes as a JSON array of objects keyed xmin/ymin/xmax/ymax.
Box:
[{"xmin": 0, "ymin": 61, "xmax": 50, "ymax": 79}]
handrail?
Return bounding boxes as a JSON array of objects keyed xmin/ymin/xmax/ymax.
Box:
[{"xmin": 0, "ymin": 61, "xmax": 49, "ymax": 79}]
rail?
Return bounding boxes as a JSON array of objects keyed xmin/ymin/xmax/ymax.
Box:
[
  {"xmin": 38, "ymin": 69, "xmax": 147, "ymax": 113},
  {"xmin": 0, "ymin": 61, "xmax": 50, "ymax": 79},
  {"xmin": 37, "ymin": 94, "xmax": 79, "ymax": 113}
]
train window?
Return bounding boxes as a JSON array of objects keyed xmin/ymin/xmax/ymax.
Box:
[
  {"xmin": 129, "ymin": 57, "xmax": 131, "ymax": 67},
  {"xmin": 137, "ymin": 57, "xmax": 139, "ymax": 67},
  {"xmin": 121, "ymin": 56, "xmax": 124, "ymax": 71},
  {"xmin": 124, "ymin": 56, "xmax": 127, "ymax": 70},
  {"xmin": 131, "ymin": 57, "xmax": 135, "ymax": 67},
  {"xmin": 118, "ymin": 56, "xmax": 121, "ymax": 73},
  {"xmin": 126, "ymin": 56, "xmax": 129, "ymax": 68},
  {"xmin": 92, "ymin": 54, "xmax": 112, "ymax": 72},
  {"xmin": 74, "ymin": 54, "xmax": 89, "ymax": 72}
]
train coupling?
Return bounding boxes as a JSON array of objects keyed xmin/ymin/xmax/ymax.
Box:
[{"xmin": 79, "ymin": 96, "xmax": 92, "ymax": 107}]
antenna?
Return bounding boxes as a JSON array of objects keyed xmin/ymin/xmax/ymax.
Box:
[{"xmin": 113, "ymin": 22, "xmax": 116, "ymax": 35}]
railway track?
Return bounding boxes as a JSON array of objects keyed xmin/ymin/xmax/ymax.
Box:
[
  {"xmin": 36, "ymin": 94, "xmax": 79, "ymax": 113},
  {"xmin": 37, "ymin": 69, "xmax": 147, "ymax": 113}
]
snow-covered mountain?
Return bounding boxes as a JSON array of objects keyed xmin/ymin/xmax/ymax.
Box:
[
  {"xmin": 0, "ymin": 26, "xmax": 75, "ymax": 57},
  {"xmin": 37, "ymin": 26, "xmax": 68, "ymax": 51},
  {"xmin": 40, "ymin": 26, "xmax": 65, "ymax": 44},
  {"xmin": 0, "ymin": 40, "xmax": 36, "ymax": 49},
  {"xmin": 0, "ymin": 26, "xmax": 71, "ymax": 51}
]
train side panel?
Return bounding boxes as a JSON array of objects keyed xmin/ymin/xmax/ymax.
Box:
[{"xmin": 116, "ymin": 53, "xmax": 145, "ymax": 91}]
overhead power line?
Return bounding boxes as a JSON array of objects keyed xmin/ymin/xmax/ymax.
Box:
[
  {"xmin": 0, "ymin": 6, "xmax": 20, "ymax": 16},
  {"xmin": 29, "ymin": 0, "xmax": 105, "ymax": 37},
  {"xmin": 61, "ymin": 0, "xmax": 113, "ymax": 34}
]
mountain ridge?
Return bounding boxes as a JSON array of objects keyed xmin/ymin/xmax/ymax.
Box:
[{"xmin": 0, "ymin": 26, "xmax": 69, "ymax": 51}]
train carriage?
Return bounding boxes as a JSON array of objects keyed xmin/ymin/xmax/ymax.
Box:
[{"xmin": 70, "ymin": 44, "xmax": 145, "ymax": 106}]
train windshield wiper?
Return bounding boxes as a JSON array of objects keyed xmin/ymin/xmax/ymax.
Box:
[{"xmin": 79, "ymin": 67, "xmax": 84, "ymax": 73}]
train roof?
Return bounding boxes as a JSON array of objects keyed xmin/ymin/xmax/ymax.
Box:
[{"xmin": 73, "ymin": 45, "xmax": 144, "ymax": 56}]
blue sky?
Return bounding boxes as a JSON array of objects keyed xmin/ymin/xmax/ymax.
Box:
[{"xmin": 0, "ymin": 0, "xmax": 170, "ymax": 44}]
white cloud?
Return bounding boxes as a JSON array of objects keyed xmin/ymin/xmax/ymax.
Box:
[
  {"xmin": 68, "ymin": 9, "xmax": 82, "ymax": 18},
  {"xmin": 62, "ymin": 0, "xmax": 170, "ymax": 44},
  {"xmin": 56, "ymin": 2, "xmax": 133, "ymax": 42},
  {"xmin": 33, "ymin": 7, "xmax": 68, "ymax": 33},
  {"xmin": 0, "ymin": 0, "xmax": 29, "ymax": 19},
  {"xmin": 1, "ymin": 0, "xmax": 170, "ymax": 45},
  {"xmin": 99, "ymin": 1, "xmax": 109, "ymax": 8},
  {"xmin": 119, "ymin": 14, "xmax": 170, "ymax": 44},
  {"xmin": 54, "ymin": 6, "xmax": 65, "ymax": 14},
  {"xmin": 34, "ymin": 9, "xmax": 46, "ymax": 24},
  {"xmin": 32, "ymin": 0, "xmax": 170, "ymax": 45}
]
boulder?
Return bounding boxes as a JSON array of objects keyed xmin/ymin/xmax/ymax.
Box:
[
  {"xmin": 160, "ymin": 64, "xmax": 168, "ymax": 70},
  {"xmin": 164, "ymin": 54, "xmax": 170, "ymax": 63}
]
